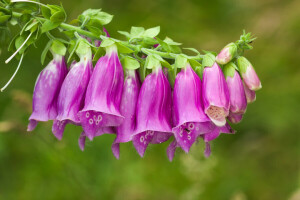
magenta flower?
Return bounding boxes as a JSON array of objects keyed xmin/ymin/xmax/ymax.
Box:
[
  {"xmin": 203, "ymin": 62, "xmax": 230, "ymax": 127},
  {"xmin": 237, "ymin": 56, "xmax": 262, "ymax": 91},
  {"xmin": 132, "ymin": 64, "xmax": 172, "ymax": 157},
  {"xmin": 79, "ymin": 44, "xmax": 124, "ymax": 141},
  {"xmin": 27, "ymin": 54, "xmax": 67, "ymax": 131},
  {"xmin": 172, "ymin": 64, "xmax": 213, "ymax": 152},
  {"xmin": 243, "ymin": 81, "xmax": 256, "ymax": 103},
  {"xmin": 216, "ymin": 43, "xmax": 237, "ymax": 65},
  {"xmin": 111, "ymin": 69, "xmax": 141, "ymax": 159},
  {"xmin": 228, "ymin": 112, "xmax": 243, "ymax": 124},
  {"xmin": 167, "ymin": 123, "xmax": 235, "ymax": 161},
  {"xmin": 52, "ymin": 49, "xmax": 93, "ymax": 140},
  {"xmin": 224, "ymin": 62, "xmax": 247, "ymax": 114}
]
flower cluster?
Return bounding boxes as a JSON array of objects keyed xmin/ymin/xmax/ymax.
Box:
[
  {"xmin": 27, "ymin": 37, "xmax": 261, "ymax": 160},
  {"xmin": 0, "ymin": 1, "xmax": 261, "ymax": 160}
]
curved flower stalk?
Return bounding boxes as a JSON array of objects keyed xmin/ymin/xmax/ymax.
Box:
[
  {"xmin": 27, "ymin": 53, "xmax": 67, "ymax": 131},
  {"xmin": 203, "ymin": 62, "xmax": 230, "ymax": 127},
  {"xmin": 243, "ymin": 81, "xmax": 256, "ymax": 103},
  {"xmin": 52, "ymin": 42, "xmax": 93, "ymax": 140},
  {"xmin": 79, "ymin": 44, "xmax": 124, "ymax": 141},
  {"xmin": 237, "ymin": 56, "xmax": 262, "ymax": 91},
  {"xmin": 216, "ymin": 43, "xmax": 237, "ymax": 65},
  {"xmin": 132, "ymin": 63, "xmax": 172, "ymax": 157},
  {"xmin": 111, "ymin": 69, "xmax": 141, "ymax": 159},
  {"xmin": 172, "ymin": 64, "xmax": 213, "ymax": 153},
  {"xmin": 224, "ymin": 62, "xmax": 247, "ymax": 123}
]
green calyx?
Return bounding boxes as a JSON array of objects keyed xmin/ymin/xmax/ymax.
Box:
[
  {"xmin": 237, "ymin": 56, "xmax": 251, "ymax": 74},
  {"xmin": 202, "ymin": 53, "xmax": 216, "ymax": 67},
  {"xmin": 223, "ymin": 62, "xmax": 238, "ymax": 78}
]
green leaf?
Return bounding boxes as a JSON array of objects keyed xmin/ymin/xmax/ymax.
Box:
[
  {"xmin": 51, "ymin": 40, "xmax": 66, "ymax": 56},
  {"xmin": 202, "ymin": 50, "xmax": 217, "ymax": 56},
  {"xmin": 121, "ymin": 56, "xmax": 140, "ymax": 70},
  {"xmin": 79, "ymin": 9, "xmax": 113, "ymax": 26},
  {"xmin": 143, "ymin": 26, "xmax": 160, "ymax": 38},
  {"xmin": 167, "ymin": 65, "xmax": 177, "ymax": 88},
  {"xmin": 63, "ymin": 30, "xmax": 75, "ymax": 38},
  {"xmin": 85, "ymin": 25, "xmax": 102, "ymax": 36},
  {"xmin": 175, "ymin": 54, "xmax": 188, "ymax": 69},
  {"xmin": 145, "ymin": 54, "xmax": 160, "ymax": 69},
  {"xmin": 0, "ymin": 15, "xmax": 10, "ymax": 23},
  {"xmin": 67, "ymin": 40, "xmax": 79, "ymax": 63},
  {"xmin": 41, "ymin": 20, "xmax": 60, "ymax": 33},
  {"xmin": 202, "ymin": 53, "xmax": 216, "ymax": 67},
  {"xmin": 25, "ymin": 20, "xmax": 39, "ymax": 33},
  {"xmin": 93, "ymin": 46, "xmax": 105, "ymax": 62},
  {"xmin": 188, "ymin": 59, "xmax": 202, "ymax": 69},
  {"xmin": 143, "ymin": 37, "xmax": 158, "ymax": 45},
  {"xmin": 118, "ymin": 31, "xmax": 130, "ymax": 38},
  {"xmin": 76, "ymin": 40, "xmax": 91, "ymax": 57},
  {"xmin": 156, "ymin": 37, "xmax": 170, "ymax": 52},
  {"xmin": 100, "ymin": 38, "xmax": 115, "ymax": 47},
  {"xmin": 50, "ymin": 11, "xmax": 66, "ymax": 23},
  {"xmin": 164, "ymin": 37, "xmax": 182, "ymax": 45},
  {"xmin": 41, "ymin": 40, "xmax": 52, "ymax": 65},
  {"xmin": 116, "ymin": 42, "xmax": 134, "ymax": 54},
  {"xmin": 184, "ymin": 47, "xmax": 200, "ymax": 55},
  {"xmin": 194, "ymin": 65, "xmax": 204, "ymax": 79},
  {"xmin": 15, "ymin": 35, "xmax": 27, "ymax": 54},
  {"xmin": 41, "ymin": 6, "xmax": 51, "ymax": 19},
  {"xmin": 130, "ymin": 27, "xmax": 145, "ymax": 38}
]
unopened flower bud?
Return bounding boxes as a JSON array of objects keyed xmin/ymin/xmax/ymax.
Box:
[
  {"xmin": 237, "ymin": 56, "xmax": 262, "ymax": 91},
  {"xmin": 216, "ymin": 43, "xmax": 237, "ymax": 65}
]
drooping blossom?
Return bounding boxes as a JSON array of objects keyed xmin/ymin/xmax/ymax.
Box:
[
  {"xmin": 202, "ymin": 62, "xmax": 230, "ymax": 127},
  {"xmin": 227, "ymin": 112, "xmax": 243, "ymax": 124},
  {"xmin": 111, "ymin": 69, "xmax": 141, "ymax": 159},
  {"xmin": 52, "ymin": 44, "xmax": 93, "ymax": 140},
  {"xmin": 172, "ymin": 64, "xmax": 213, "ymax": 153},
  {"xmin": 237, "ymin": 56, "xmax": 262, "ymax": 91},
  {"xmin": 79, "ymin": 44, "xmax": 124, "ymax": 141},
  {"xmin": 167, "ymin": 123, "xmax": 235, "ymax": 161},
  {"xmin": 132, "ymin": 64, "xmax": 173, "ymax": 157},
  {"xmin": 216, "ymin": 42, "xmax": 237, "ymax": 65},
  {"xmin": 243, "ymin": 81, "xmax": 256, "ymax": 103},
  {"xmin": 224, "ymin": 62, "xmax": 247, "ymax": 114},
  {"xmin": 28, "ymin": 54, "xmax": 67, "ymax": 131}
]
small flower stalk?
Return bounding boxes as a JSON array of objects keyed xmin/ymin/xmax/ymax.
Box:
[
  {"xmin": 216, "ymin": 42, "xmax": 237, "ymax": 65},
  {"xmin": 203, "ymin": 62, "xmax": 230, "ymax": 127},
  {"xmin": 52, "ymin": 41, "xmax": 93, "ymax": 140},
  {"xmin": 237, "ymin": 56, "xmax": 262, "ymax": 91},
  {"xmin": 79, "ymin": 43, "xmax": 124, "ymax": 141},
  {"xmin": 28, "ymin": 52, "xmax": 67, "ymax": 131},
  {"xmin": 132, "ymin": 63, "xmax": 173, "ymax": 157}
]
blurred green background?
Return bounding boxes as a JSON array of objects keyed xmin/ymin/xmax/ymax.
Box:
[{"xmin": 0, "ymin": 0, "xmax": 299, "ymax": 199}]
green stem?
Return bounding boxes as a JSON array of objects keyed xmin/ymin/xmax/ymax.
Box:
[{"xmin": 11, "ymin": 11, "xmax": 202, "ymax": 60}]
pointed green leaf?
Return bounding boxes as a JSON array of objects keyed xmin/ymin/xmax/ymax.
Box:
[
  {"xmin": 143, "ymin": 26, "xmax": 160, "ymax": 38},
  {"xmin": 121, "ymin": 56, "xmax": 140, "ymax": 70},
  {"xmin": 41, "ymin": 40, "xmax": 53, "ymax": 65}
]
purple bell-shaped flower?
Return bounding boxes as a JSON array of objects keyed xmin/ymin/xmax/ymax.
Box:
[
  {"xmin": 111, "ymin": 69, "xmax": 141, "ymax": 159},
  {"xmin": 243, "ymin": 81, "xmax": 256, "ymax": 103},
  {"xmin": 79, "ymin": 44, "xmax": 124, "ymax": 141},
  {"xmin": 52, "ymin": 42, "xmax": 93, "ymax": 140},
  {"xmin": 132, "ymin": 63, "xmax": 173, "ymax": 157},
  {"xmin": 28, "ymin": 53, "xmax": 67, "ymax": 131},
  {"xmin": 203, "ymin": 62, "xmax": 230, "ymax": 127},
  {"xmin": 172, "ymin": 63, "xmax": 213, "ymax": 153},
  {"xmin": 224, "ymin": 62, "xmax": 247, "ymax": 113}
]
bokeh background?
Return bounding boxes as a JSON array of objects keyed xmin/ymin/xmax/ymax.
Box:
[{"xmin": 0, "ymin": 0, "xmax": 299, "ymax": 199}]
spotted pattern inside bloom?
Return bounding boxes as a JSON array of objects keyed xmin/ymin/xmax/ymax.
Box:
[
  {"xmin": 206, "ymin": 105, "xmax": 227, "ymax": 126},
  {"xmin": 80, "ymin": 110, "xmax": 124, "ymax": 141},
  {"xmin": 52, "ymin": 120, "xmax": 68, "ymax": 140},
  {"xmin": 132, "ymin": 130, "xmax": 155, "ymax": 157}
]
